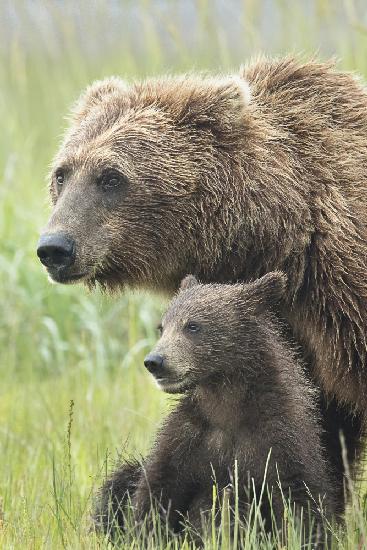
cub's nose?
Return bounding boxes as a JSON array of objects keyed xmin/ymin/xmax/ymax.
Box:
[
  {"xmin": 37, "ymin": 233, "xmax": 75, "ymax": 269},
  {"xmin": 144, "ymin": 353, "xmax": 164, "ymax": 375}
]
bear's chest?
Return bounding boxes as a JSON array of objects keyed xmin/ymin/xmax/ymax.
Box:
[{"xmin": 198, "ymin": 424, "xmax": 253, "ymax": 467}]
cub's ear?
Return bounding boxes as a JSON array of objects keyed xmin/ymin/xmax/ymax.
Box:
[
  {"xmin": 243, "ymin": 272, "xmax": 287, "ymax": 311},
  {"xmin": 179, "ymin": 275, "xmax": 199, "ymax": 291},
  {"xmin": 70, "ymin": 77, "xmax": 128, "ymax": 123}
]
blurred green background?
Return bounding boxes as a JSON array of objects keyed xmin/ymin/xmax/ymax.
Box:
[{"xmin": 1, "ymin": 1, "xmax": 367, "ymax": 547}]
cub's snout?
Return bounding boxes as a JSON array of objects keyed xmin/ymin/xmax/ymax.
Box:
[
  {"xmin": 144, "ymin": 353, "xmax": 165, "ymax": 376},
  {"xmin": 143, "ymin": 347, "xmax": 190, "ymax": 394}
]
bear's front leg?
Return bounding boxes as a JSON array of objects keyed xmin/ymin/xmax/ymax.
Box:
[
  {"xmin": 93, "ymin": 458, "xmax": 142, "ymax": 535},
  {"xmin": 132, "ymin": 405, "xmax": 204, "ymax": 533},
  {"xmin": 132, "ymin": 458, "xmax": 190, "ymax": 533}
]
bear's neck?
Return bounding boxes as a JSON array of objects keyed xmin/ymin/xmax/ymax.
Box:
[
  {"xmin": 186, "ymin": 126, "xmax": 314, "ymax": 291},
  {"xmin": 191, "ymin": 351, "xmax": 288, "ymax": 432}
]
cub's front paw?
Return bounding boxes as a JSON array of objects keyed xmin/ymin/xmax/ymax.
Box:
[{"xmin": 132, "ymin": 489, "xmax": 153, "ymax": 524}]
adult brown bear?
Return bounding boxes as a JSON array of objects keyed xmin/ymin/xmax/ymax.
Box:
[{"xmin": 37, "ymin": 57, "xmax": 367, "ymax": 504}]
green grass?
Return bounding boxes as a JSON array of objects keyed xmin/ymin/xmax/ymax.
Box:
[{"xmin": 1, "ymin": 0, "xmax": 367, "ymax": 547}]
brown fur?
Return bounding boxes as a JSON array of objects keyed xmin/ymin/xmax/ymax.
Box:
[
  {"xmin": 39, "ymin": 57, "xmax": 367, "ymax": 494},
  {"xmin": 95, "ymin": 273, "xmax": 337, "ymax": 540}
]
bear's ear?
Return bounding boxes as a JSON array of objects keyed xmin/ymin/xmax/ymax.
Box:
[
  {"xmin": 178, "ymin": 74, "xmax": 251, "ymax": 132},
  {"xmin": 243, "ymin": 272, "xmax": 287, "ymax": 311},
  {"xmin": 179, "ymin": 275, "xmax": 199, "ymax": 291},
  {"xmin": 70, "ymin": 77, "xmax": 128, "ymax": 123},
  {"xmin": 212, "ymin": 75, "xmax": 251, "ymax": 115}
]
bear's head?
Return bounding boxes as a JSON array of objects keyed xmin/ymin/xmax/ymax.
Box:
[
  {"xmin": 144, "ymin": 271, "xmax": 287, "ymax": 394},
  {"xmin": 36, "ymin": 74, "xmax": 252, "ymax": 291}
]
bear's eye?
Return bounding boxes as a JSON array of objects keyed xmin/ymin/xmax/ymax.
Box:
[
  {"xmin": 185, "ymin": 321, "xmax": 200, "ymax": 333},
  {"xmin": 99, "ymin": 170, "xmax": 124, "ymax": 191},
  {"xmin": 55, "ymin": 169, "xmax": 65, "ymax": 189},
  {"xmin": 157, "ymin": 323, "xmax": 163, "ymax": 335}
]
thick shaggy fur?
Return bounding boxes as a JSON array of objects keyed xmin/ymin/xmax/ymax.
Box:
[
  {"xmin": 95, "ymin": 274, "xmax": 337, "ymax": 538},
  {"xmin": 41, "ymin": 57, "xmax": 367, "ymax": 496}
]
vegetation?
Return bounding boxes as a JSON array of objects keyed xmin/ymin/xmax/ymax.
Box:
[{"xmin": 0, "ymin": 1, "xmax": 366, "ymax": 547}]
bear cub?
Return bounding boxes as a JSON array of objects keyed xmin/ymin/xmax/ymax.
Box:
[{"xmin": 95, "ymin": 272, "xmax": 336, "ymax": 538}]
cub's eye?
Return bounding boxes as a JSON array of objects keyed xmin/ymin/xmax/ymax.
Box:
[
  {"xmin": 157, "ymin": 324, "xmax": 163, "ymax": 335},
  {"xmin": 185, "ymin": 322, "xmax": 200, "ymax": 333},
  {"xmin": 100, "ymin": 170, "xmax": 124, "ymax": 190}
]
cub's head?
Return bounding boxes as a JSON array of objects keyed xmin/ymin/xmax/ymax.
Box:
[
  {"xmin": 144, "ymin": 271, "xmax": 287, "ymax": 393},
  {"xmin": 37, "ymin": 74, "xmax": 251, "ymax": 291}
]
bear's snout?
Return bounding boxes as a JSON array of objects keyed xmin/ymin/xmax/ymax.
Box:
[
  {"xmin": 144, "ymin": 353, "xmax": 164, "ymax": 376},
  {"xmin": 37, "ymin": 233, "xmax": 76, "ymax": 269}
]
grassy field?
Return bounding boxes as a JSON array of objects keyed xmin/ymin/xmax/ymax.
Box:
[{"xmin": 1, "ymin": 1, "xmax": 367, "ymax": 547}]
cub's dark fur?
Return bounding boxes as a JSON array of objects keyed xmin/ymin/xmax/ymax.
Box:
[{"xmin": 95, "ymin": 273, "xmax": 337, "ymax": 539}]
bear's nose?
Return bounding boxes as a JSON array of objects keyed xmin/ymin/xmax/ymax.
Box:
[
  {"xmin": 144, "ymin": 353, "xmax": 164, "ymax": 375},
  {"xmin": 37, "ymin": 233, "xmax": 76, "ymax": 269}
]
